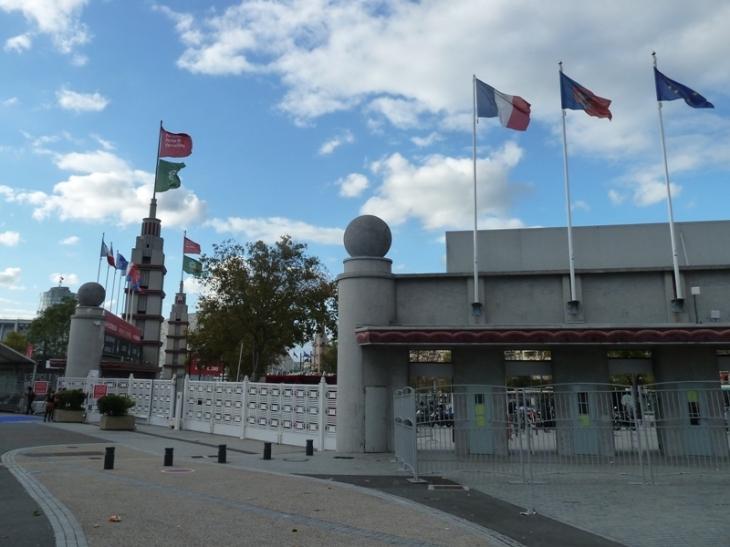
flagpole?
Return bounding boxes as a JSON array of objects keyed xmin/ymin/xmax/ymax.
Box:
[
  {"xmin": 652, "ymin": 52, "xmax": 684, "ymax": 307},
  {"xmin": 559, "ymin": 62, "xmax": 578, "ymax": 307},
  {"xmin": 109, "ymin": 261, "xmax": 117, "ymax": 312},
  {"xmin": 103, "ymin": 244, "xmax": 112, "ymax": 308},
  {"xmin": 471, "ymin": 75, "xmax": 481, "ymax": 318},
  {"xmin": 115, "ymin": 270, "xmax": 123, "ymax": 316},
  {"xmin": 181, "ymin": 231, "xmax": 186, "ymax": 287},
  {"xmin": 96, "ymin": 233, "xmax": 105, "ymax": 283},
  {"xmin": 152, "ymin": 121, "xmax": 163, "ymax": 201}
]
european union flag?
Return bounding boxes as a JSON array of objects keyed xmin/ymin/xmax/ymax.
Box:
[{"xmin": 654, "ymin": 68, "xmax": 714, "ymax": 108}]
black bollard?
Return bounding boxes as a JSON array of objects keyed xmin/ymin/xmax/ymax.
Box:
[
  {"xmin": 104, "ymin": 446, "xmax": 115, "ymax": 470},
  {"xmin": 305, "ymin": 439, "xmax": 314, "ymax": 456},
  {"xmin": 218, "ymin": 444, "xmax": 227, "ymax": 464},
  {"xmin": 164, "ymin": 447, "xmax": 174, "ymax": 467},
  {"xmin": 263, "ymin": 442, "xmax": 272, "ymax": 460}
]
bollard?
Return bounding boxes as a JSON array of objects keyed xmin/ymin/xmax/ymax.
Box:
[
  {"xmin": 163, "ymin": 447, "xmax": 174, "ymax": 467},
  {"xmin": 104, "ymin": 446, "xmax": 115, "ymax": 470},
  {"xmin": 305, "ymin": 439, "xmax": 314, "ymax": 456},
  {"xmin": 218, "ymin": 444, "xmax": 227, "ymax": 464},
  {"xmin": 263, "ymin": 442, "xmax": 272, "ymax": 460}
]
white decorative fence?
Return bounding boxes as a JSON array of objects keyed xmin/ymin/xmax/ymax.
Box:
[{"xmin": 58, "ymin": 375, "xmax": 337, "ymax": 451}]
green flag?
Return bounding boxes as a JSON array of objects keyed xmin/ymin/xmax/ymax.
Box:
[
  {"xmin": 183, "ymin": 255, "xmax": 202, "ymax": 276},
  {"xmin": 156, "ymin": 160, "xmax": 185, "ymax": 192}
]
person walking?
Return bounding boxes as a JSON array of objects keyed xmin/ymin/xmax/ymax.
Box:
[
  {"xmin": 44, "ymin": 390, "xmax": 56, "ymax": 422},
  {"xmin": 25, "ymin": 387, "xmax": 36, "ymax": 415}
]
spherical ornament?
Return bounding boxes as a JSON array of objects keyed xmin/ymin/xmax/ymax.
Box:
[
  {"xmin": 77, "ymin": 282, "xmax": 105, "ymax": 307},
  {"xmin": 343, "ymin": 215, "xmax": 392, "ymax": 257}
]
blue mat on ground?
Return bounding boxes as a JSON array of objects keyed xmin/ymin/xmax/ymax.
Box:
[{"xmin": 0, "ymin": 415, "xmax": 43, "ymax": 423}]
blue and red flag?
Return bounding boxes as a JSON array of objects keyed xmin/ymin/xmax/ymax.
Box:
[{"xmin": 560, "ymin": 72, "xmax": 612, "ymax": 120}]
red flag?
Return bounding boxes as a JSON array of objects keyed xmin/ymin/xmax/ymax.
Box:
[
  {"xmin": 184, "ymin": 237, "xmax": 201, "ymax": 254},
  {"xmin": 107, "ymin": 244, "xmax": 116, "ymax": 267},
  {"xmin": 160, "ymin": 127, "xmax": 193, "ymax": 158}
]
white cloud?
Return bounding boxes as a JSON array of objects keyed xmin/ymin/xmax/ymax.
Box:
[
  {"xmin": 0, "ymin": 267, "xmax": 22, "ymax": 289},
  {"xmin": 608, "ymin": 190, "xmax": 625, "ymax": 205},
  {"xmin": 572, "ymin": 200, "xmax": 591, "ymax": 212},
  {"xmin": 208, "ymin": 216, "xmax": 344, "ymax": 245},
  {"xmin": 49, "ymin": 273, "xmax": 78, "ymax": 285},
  {"xmin": 4, "ymin": 34, "xmax": 31, "ymax": 52},
  {"xmin": 59, "ymin": 236, "xmax": 79, "ymax": 245},
  {"xmin": 0, "ymin": 0, "xmax": 91, "ymax": 54},
  {"xmin": 411, "ymin": 132, "xmax": 443, "ymax": 148},
  {"xmin": 3, "ymin": 97, "xmax": 18, "ymax": 106},
  {"xmin": 6, "ymin": 149, "xmax": 207, "ymax": 228},
  {"xmin": 337, "ymin": 173, "xmax": 369, "ymax": 198},
  {"xmin": 0, "ymin": 231, "xmax": 20, "ymax": 246},
  {"xmin": 361, "ymin": 141, "xmax": 529, "ymax": 231},
  {"xmin": 318, "ymin": 131, "xmax": 354, "ymax": 155},
  {"xmin": 161, "ymin": 0, "xmax": 730, "ymax": 197},
  {"xmin": 56, "ymin": 88, "xmax": 109, "ymax": 112}
]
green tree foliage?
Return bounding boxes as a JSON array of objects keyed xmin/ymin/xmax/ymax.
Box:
[
  {"xmin": 1, "ymin": 331, "xmax": 29, "ymax": 354},
  {"xmin": 321, "ymin": 341, "xmax": 338, "ymax": 374},
  {"xmin": 26, "ymin": 297, "xmax": 77, "ymax": 359},
  {"xmin": 188, "ymin": 237, "xmax": 337, "ymax": 381}
]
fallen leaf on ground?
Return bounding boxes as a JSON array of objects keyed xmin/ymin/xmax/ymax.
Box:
[{"xmin": 108, "ymin": 516, "xmax": 121, "ymax": 522}]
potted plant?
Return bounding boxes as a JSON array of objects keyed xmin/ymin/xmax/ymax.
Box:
[
  {"xmin": 53, "ymin": 389, "xmax": 87, "ymax": 423},
  {"xmin": 96, "ymin": 394, "xmax": 136, "ymax": 430}
]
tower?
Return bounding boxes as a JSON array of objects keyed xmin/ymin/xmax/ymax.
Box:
[
  {"xmin": 162, "ymin": 281, "xmax": 190, "ymax": 379},
  {"xmin": 125, "ymin": 198, "xmax": 166, "ymax": 372}
]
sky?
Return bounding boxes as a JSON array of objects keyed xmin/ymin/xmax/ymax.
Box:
[{"xmin": 1, "ymin": 0, "xmax": 729, "ymax": 322}]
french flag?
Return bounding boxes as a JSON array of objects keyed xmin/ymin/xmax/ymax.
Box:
[{"xmin": 475, "ymin": 78, "xmax": 531, "ymax": 131}]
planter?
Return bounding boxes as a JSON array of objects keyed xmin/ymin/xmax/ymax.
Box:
[
  {"xmin": 54, "ymin": 410, "xmax": 85, "ymax": 423},
  {"xmin": 99, "ymin": 415, "xmax": 136, "ymax": 431}
]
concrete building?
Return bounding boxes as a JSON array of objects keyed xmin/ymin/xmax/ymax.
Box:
[
  {"xmin": 0, "ymin": 318, "xmax": 32, "ymax": 342},
  {"xmin": 161, "ymin": 282, "xmax": 191, "ymax": 378},
  {"xmin": 336, "ymin": 216, "xmax": 730, "ymax": 454}
]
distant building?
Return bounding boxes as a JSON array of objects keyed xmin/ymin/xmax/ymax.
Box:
[
  {"xmin": 0, "ymin": 318, "xmax": 32, "ymax": 342},
  {"xmin": 38, "ymin": 286, "xmax": 76, "ymax": 314}
]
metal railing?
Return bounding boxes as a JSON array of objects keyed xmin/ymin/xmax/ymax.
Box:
[{"xmin": 395, "ymin": 382, "xmax": 730, "ymax": 488}]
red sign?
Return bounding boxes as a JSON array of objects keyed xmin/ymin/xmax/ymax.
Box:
[
  {"xmin": 103, "ymin": 311, "xmax": 142, "ymax": 342},
  {"xmin": 93, "ymin": 384, "xmax": 108, "ymax": 399},
  {"xmin": 188, "ymin": 360, "xmax": 224, "ymax": 377},
  {"xmin": 33, "ymin": 381, "xmax": 49, "ymax": 395}
]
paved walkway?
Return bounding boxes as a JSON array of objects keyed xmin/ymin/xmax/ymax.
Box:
[{"xmin": 1, "ymin": 418, "xmax": 729, "ymax": 546}]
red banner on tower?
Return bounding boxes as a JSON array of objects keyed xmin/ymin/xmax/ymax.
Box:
[{"xmin": 160, "ymin": 127, "xmax": 193, "ymax": 158}]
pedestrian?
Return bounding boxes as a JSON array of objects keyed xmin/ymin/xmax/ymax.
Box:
[
  {"xmin": 44, "ymin": 389, "xmax": 56, "ymax": 422},
  {"xmin": 25, "ymin": 387, "xmax": 36, "ymax": 415}
]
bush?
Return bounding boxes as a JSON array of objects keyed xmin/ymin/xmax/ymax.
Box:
[
  {"xmin": 55, "ymin": 389, "xmax": 87, "ymax": 411},
  {"xmin": 96, "ymin": 394, "xmax": 135, "ymax": 416}
]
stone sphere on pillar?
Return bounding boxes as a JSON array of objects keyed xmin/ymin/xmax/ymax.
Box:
[
  {"xmin": 343, "ymin": 215, "xmax": 392, "ymax": 258},
  {"xmin": 77, "ymin": 282, "xmax": 105, "ymax": 307}
]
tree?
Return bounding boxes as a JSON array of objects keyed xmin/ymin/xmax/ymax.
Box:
[
  {"xmin": 321, "ymin": 341, "xmax": 338, "ymax": 374},
  {"xmin": 26, "ymin": 297, "xmax": 77, "ymax": 359},
  {"xmin": 189, "ymin": 237, "xmax": 337, "ymax": 381},
  {"xmin": 1, "ymin": 331, "xmax": 28, "ymax": 354}
]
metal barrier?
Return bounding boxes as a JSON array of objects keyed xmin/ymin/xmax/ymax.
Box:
[{"xmin": 395, "ymin": 383, "xmax": 730, "ymax": 489}]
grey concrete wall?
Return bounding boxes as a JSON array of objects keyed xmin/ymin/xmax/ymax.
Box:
[
  {"xmin": 581, "ymin": 272, "xmax": 670, "ymax": 323},
  {"xmin": 447, "ymin": 221, "xmax": 730, "ymax": 274},
  {"xmin": 362, "ymin": 345, "xmax": 408, "ymax": 451},
  {"xmin": 483, "ymin": 276, "xmax": 564, "ymax": 325},
  {"xmin": 396, "ymin": 278, "xmax": 470, "ymax": 325}
]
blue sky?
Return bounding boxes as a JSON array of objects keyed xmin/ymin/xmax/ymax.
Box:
[{"xmin": 1, "ymin": 0, "xmax": 729, "ymax": 320}]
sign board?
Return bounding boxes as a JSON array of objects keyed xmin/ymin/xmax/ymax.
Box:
[
  {"xmin": 102, "ymin": 311, "xmax": 142, "ymax": 361},
  {"xmin": 25, "ymin": 344, "xmax": 34, "ymax": 358},
  {"xmin": 33, "ymin": 381, "xmax": 49, "ymax": 395},
  {"xmin": 93, "ymin": 384, "xmax": 108, "ymax": 399},
  {"xmin": 188, "ymin": 355, "xmax": 224, "ymax": 377}
]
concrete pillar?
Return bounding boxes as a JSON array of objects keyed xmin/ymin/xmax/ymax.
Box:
[
  {"xmin": 551, "ymin": 347, "xmax": 613, "ymax": 458},
  {"xmin": 337, "ymin": 216, "xmax": 395, "ymax": 453},
  {"xmin": 652, "ymin": 346, "xmax": 727, "ymax": 458},
  {"xmin": 65, "ymin": 283, "xmax": 106, "ymax": 378}
]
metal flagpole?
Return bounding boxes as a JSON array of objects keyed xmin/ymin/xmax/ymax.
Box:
[
  {"xmin": 559, "ymin": 62, "xmax": 578, "ymax": 304},
  {"xmin": 96, "ymin": 233, "xmax": 105, "ymax": 283},
  {"xmin": 652, "ymin": 52, "xmax": 684, "ymax": 305},
  {"xmin": 471, "ymin": 75, "xmax": 481, "ymax": 317},
  {"xmin": 109, "ymin": 261, "xmax": 117, "ymax": 312},
  {"xmin": 181, "ymin": 230, "xmax": 186, "ymax": 287},
  {"xmin": 103, "ymin": 243, "xmax": 112, "ymax": 308},
  {"xmin": 152, "ymin": 121, "xmax": 163, "ymax": 201},
  {"xmin": 115, "ymin": 270, "xmax": 123, "ymax": 316}
]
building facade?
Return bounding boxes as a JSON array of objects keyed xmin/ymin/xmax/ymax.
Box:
[{"xmin": 336, "ymin": 216, "xmax": 730, "ymax": 453}]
